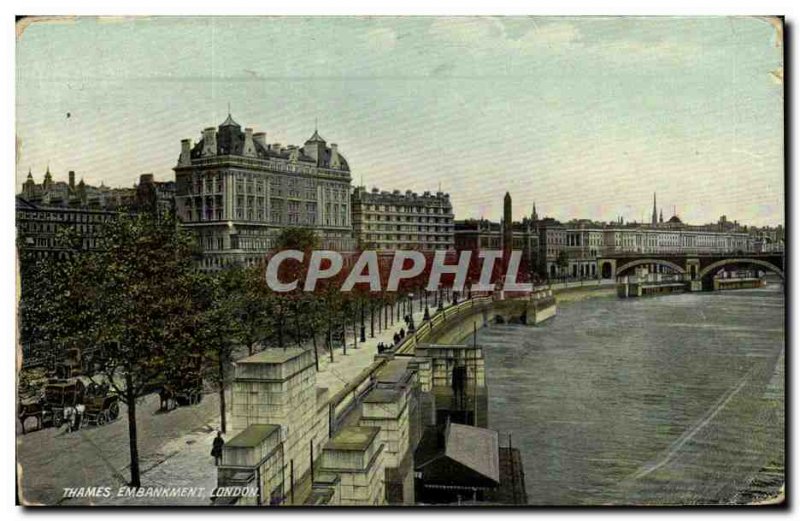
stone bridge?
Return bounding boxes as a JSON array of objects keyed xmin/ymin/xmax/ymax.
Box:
[{"xmin": 596, "ymin": 252, "xmax": 785, "ymax": 288}]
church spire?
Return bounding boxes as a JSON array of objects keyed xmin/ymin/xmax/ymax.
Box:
[{"xmin": 43, "ymin": 163, "xmax": 53, "ymax": 190}]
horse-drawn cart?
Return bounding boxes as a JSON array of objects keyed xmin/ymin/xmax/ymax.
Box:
[
  {"xmin": 17, "ymin": 377, "xmax": 119, "ymax": 433},
  {"xmin": 158, "ymin": 377, "xmax": 204, "ymax": 411},
  {"xmin": 42, "ymin": 379, "xmax": 85, "ymax": 428},
  {"xmin": 82, "ymin": 394, "xmax": 120, "ymax": 426}
]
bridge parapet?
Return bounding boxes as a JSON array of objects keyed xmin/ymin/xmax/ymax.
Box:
[{"xmin": 597, "ymin": 253, "xmax": 784, "ymax": 281}]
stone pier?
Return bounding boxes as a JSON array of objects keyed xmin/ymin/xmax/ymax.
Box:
[
  {"xmin": 216, "ymin": 424, "xmax": 284, "ymax": 505},
  {"xmin": 361, "ymin": 358, "xmax": 419, "ymax": 504},
  {"xmin": 225, "ymin": 348, "xmax": 326, "ymax": 504},
  {"xmin": 319, "ymin": 427, "xmax": 386, "ymax": 506}
]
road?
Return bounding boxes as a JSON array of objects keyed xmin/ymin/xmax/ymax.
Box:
[
  {"xmin": 17, "ymin": 295, "xmax": 438, "ymax": 506},
  {"xmin": 17, "ymin": 392, "xmax": 221, "ymax": 506}
]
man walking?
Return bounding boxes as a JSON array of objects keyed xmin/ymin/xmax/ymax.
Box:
[{"xmin": 211, "ymin": 430, "xmax": 224, "ymax": 466}]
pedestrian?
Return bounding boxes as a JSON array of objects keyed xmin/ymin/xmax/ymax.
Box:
[
  {"xmin": 73, "ymin": 403, "xmax": 84, "ymax": 431},
  {"xmin": 400, "ymin": 328, "xmax": 405, "ymax": 338},
  {"xmin": 63, "ymin": 406, "xmax": 75, "ymax": 433},
  {"xmin": 211, "ymin": 430, "xmax": 224, "ymax": 466}
]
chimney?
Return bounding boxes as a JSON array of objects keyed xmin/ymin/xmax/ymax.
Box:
[
  {"xmin": 253, "ymin": 132, "xmax": 266, "ymax": 147},
  {"xmin": 243, "ymin": 128, "xmax": 256, "ymax": 157},
  {"xmin": 272, "ymin": 143, "xmax": 282, "ymax": 153},
  {"xmin": 330, "ymin": 143, "xmax": 340, "ymax": 169},
  {"xmin": 68, "ymin": 171, "xmax": 75, "ymax": 189},
  {"xmin": 179, "ymin": 139, "xmax": 192, "ymax": 166},
  {"xmin": 202, "ymin": 128, "xmax": 216, "ymax": 157}
]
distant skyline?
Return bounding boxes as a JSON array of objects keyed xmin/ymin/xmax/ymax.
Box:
[{"xmin": 16, "ymin": 16, "xmax": 784, "ymax": 226}]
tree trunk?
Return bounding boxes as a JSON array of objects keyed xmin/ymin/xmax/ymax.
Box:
[
  {"xmin": 218, "ymin": 352, "xmax": 227, "ymax": 434},
  {"xmin": 311, "ymin": 331, "xmax": 319, "ymax": 371},
  {"xmin": 342, "ymin": 317, "xmax": 347, "ymax": 355},
  {"xmin": 125, "ymin": 376, "xmax": 141, "ymax": 488},
  {"xmin": 327, "ymin": 303, "xmax": 333, "ymax": 363},
  {"xmin": 370, "ymin": 303, "xmax": 374, "ymax": 338}
]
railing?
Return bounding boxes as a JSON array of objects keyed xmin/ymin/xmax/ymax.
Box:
[
  {"xmin": 599, "ymin": 251, "xmax": 780, "ymax": 259},
  {"xmin": 548, "ymin": 279, "xmax": 616, "ymax": 290},
  {"xmin": 326, "ymin": 292, "xmax": 545, "ymax": 428}
]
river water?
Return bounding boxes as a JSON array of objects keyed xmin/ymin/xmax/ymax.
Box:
[{"xmin": 479, "ymin": 285, "xmax": 785, "ymax": 505}]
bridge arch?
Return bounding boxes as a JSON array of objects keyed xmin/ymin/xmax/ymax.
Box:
[
  {"xmin": 698, "ymin": 258, "xmax": 784, "ymax": 281},
  {"xmin": 615, "ymin": 259, "xmax": 686, "ymax": 277}
]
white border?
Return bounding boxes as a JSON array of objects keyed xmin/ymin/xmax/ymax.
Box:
[{"xmin": 3, "ymin": 1, "xmax": 795, "ymax": 520}]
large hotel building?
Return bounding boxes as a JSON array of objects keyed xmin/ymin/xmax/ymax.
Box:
[
  {"xmin": 173, "ymin": 115, "xmax": 354, "ymax": 269},
  {"xmin": 351, "ymin": 186, "xmax": 454, "ymax": 252}
]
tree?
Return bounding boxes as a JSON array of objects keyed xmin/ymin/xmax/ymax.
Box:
[
  {"xmin": 227, "ymin": 264, "xmax": 272, "ymax": 356},
  {"xmin": 274, "ymin": 227, "xmax": 320, "ymax": 251},
  {"xmin": 296, "ymin": 295, "xmax": 324, "ymax": 370},
  {"xmin": 19, "ymin": 227, "xmax": 99, "ymax": 371},
  {"xmin": 194, "ymin": 270, "xmax": 239, "ymax": 434},
  {"xmin": 69, "ymin": 213, "xmax": 201, "ymax": 488}
]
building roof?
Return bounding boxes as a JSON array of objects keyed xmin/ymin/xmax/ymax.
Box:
[
  {"xmin": 15, "ymin": 196, "xmax": 38, "ymax": 210},
  {"xmin": 415, "ymin": 423, "xmax": 501, "ymax": 488},
  {"xmin": 219, "ymin": 113, "xmax": 241, "ymax": 128},
  {"xmin": 186, "ymin": 121, "xmax": 349, "ymax": 171},
  {"xmin": 444, "ymin": 423, "xmax": 500, "ymax": 484},
  {"xmin": 668, "ymin": 215, "xmax": 683, "ymax": 224},
  {"xmin": 226, "ymin": 424, "xmax": 280, "ymax": 448},
  {"xmin": 306, "ymin": 129, "xmax": 326, "ymax": 143}
]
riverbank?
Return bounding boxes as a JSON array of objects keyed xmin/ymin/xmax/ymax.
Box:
[{"xmin": 550, "ymin": 282, "xmax": 616, "ymax": 304}]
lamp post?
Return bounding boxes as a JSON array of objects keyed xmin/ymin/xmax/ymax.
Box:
[
  {"xmin": 370, "ymin": 299, "xmax": 375, "ymax": 338},
  {"xmin": 359, "ymin": 298, "xmax": 366, "ymax": 343}
]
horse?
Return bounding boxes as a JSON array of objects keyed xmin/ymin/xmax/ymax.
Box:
[
  {"xmin": 158, "ymin": 385, "xmax": 176, "ymax": 412},
  {"xmin": 62, "ymin": 404, "xmax": 86, "ymax": 432}
]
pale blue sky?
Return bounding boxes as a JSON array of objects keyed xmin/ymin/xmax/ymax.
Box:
[{"xmin": 16, "ymin": 16, "xmax": 783, "ymax": 226}]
